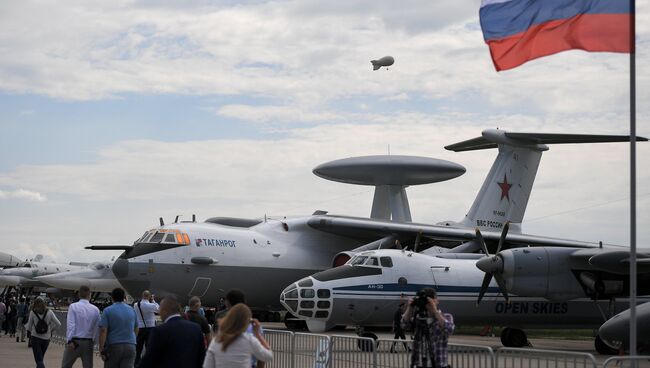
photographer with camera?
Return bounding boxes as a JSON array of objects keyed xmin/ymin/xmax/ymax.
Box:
[{"xmin": 401, "ymin": 287, "xmax": 454, "ymax": 368}]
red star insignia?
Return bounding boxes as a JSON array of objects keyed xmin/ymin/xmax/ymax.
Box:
[{"xmin": 497, "ymin": 174, "xmax": 512, "ymax": 201}]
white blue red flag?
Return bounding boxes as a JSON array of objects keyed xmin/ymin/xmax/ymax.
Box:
[{"xmin": 479, "ymin": 0, "xmax": 632, "ymax": 71}]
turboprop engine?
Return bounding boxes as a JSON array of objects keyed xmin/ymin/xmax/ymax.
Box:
[{"xmin": 478, "ymin": 247, "xmax": 586, "ymax": 301}]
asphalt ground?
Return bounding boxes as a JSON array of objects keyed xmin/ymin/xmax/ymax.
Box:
[{"xmin": 1, "ymin": 323, "xmax": 648, "ymax": 368}]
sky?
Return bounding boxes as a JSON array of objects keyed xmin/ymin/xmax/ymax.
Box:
[{"xmin": 0, "ymin": 0, "xmax": 648, "ymax": 263}]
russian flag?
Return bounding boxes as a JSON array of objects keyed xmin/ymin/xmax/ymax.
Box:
[{"xmin": 480, "ymin": 0, "xmax": 632, "ymax": 71}]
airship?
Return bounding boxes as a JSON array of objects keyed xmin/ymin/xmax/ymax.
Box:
[{"xmin": 371, "ymin": 56, "xmax": 394, "ymax": 70}]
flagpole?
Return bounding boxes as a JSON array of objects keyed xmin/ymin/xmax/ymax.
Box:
[{"xmin": 629, "ymin": 0, "xmax": 637, "ymax": 358}]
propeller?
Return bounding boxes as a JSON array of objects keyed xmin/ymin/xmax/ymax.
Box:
[{"xmin": 475, "ymin": 222, "xmax": 510, "ymax": 304}]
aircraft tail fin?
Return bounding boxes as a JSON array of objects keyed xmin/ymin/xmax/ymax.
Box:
[
  {"xmin": 371, "ymin": 60, "xmax": 380, "ymax": 70},
  {"xmin": 446, "ymin": 129, "xmax": 646, "ymax": 233}
]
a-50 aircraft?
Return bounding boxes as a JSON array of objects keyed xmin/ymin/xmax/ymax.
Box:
[{"xmin": 89, "ymin": 129, "xmax": 645, "ymax": 320}]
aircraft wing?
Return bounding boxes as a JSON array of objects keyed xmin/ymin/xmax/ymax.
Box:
[{"xmin": 307, "ymin": 214, "xmax": 611, "ymax": 249}]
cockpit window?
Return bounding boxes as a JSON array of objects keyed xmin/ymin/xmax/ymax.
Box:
[
  {"xmin": 351, "ymin": 256, "xmax": 368, "ymax": 265},
  {"xmin": 163, "ymin": 234, "xmax": 176, "ymax": 243},
  {"xmin": 366, "ymin": 257, "xmax": 379, "ymax": 266},
  {"xmin": 136, "ymin": 232, "xmax": 149, "ymax": 243},
  {"xmin": 149, "ymin": 232, "xmax": 165, "ymax": 243},
  {"xmin": 380, "ymin": 257, "xmax": 393, "ymax": 268}
]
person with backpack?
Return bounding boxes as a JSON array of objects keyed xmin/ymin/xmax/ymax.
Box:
[
  {"xmin": 25, "ymin": 297, "xmax": 61, "ymax": 368},
  {"xmin": 16, "ymin": 297, "xmax": 29, "ymax": 342}
]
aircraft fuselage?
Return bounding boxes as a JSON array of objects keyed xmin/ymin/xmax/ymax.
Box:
[{"xmin": 112, "ymin": 217, "xmax": 363, "ymax": 308}]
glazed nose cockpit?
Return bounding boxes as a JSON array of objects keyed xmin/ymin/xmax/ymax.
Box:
[{"xmin": 280, "ymin": 277, "xmax": 332, "ymax": 321}]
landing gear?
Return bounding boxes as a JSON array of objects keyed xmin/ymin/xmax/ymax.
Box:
[
  {"xmin": 284, "ymin": 313, "xmax": 307, "ymax": 330},
  {"xmin": 358, "ymin": 332, "xmax": 378, "ymax": 352},
  {"xmin": 500, "ymin": 327, "xmax": 529, "ymax": 347},
  {"xmin": 594, "ymin": 335, "xmax": 618, "ymax": 355}
]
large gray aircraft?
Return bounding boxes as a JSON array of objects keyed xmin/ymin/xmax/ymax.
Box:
[
  {"xmin": 87, "ymin": 156, "xmax": 465, "ymax": 319},
  {"xmin": 89, "ymin": 129, "xmax": 646, "ymax": 322}
]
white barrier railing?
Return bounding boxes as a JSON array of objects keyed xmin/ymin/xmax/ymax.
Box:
[
  {"xmin": 375, "ymin": 338, "xmax": 412, "ymax": 367},
  {"xmin": 602, "ymin": 356, "xmax": 650, "ymax": 368},
  {"xmin": 496, "ymin": 347, "xmax": 598, "ymax": 368},
  {"xmin": 330, "ymin": 335, "xmax": 377, "ymax": 368},
  {"xmin": 293, "ymin": 332, "xmax": 331, "ymax": 368},
  {"xmin": 265, "ymin": 329, "xmax": 295, "ymax": 368},
  {"xmin": 449, "ymin": 343, "xmax": 495, "ymax": 368}
]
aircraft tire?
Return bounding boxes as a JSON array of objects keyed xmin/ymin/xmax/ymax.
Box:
[
  {"xmin": 508, "ymin": 328, "xmax": 528, "ymax": 347},
  {"xmin": 594, "ymin": 335, "xmax": 618, "ymax": 355},
  {"xmin": 500, "ymin": 328, "xmax": 513, "ymax": 346},
  {"xmin": 358, "ymin": 332, "xmax": 378, "ymax": 352}
]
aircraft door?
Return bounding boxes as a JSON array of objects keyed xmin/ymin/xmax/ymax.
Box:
[
  {"xmin": 429, "ymin": 265, "xmax": 458, "ymax": 291},
  {"xmin": 188, "ymin": 277, "xmax": 211, "ymax": 297}
]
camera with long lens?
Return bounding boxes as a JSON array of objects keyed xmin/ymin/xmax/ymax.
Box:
[
  {"xmin": 413, "ymin": 290, "xmax": 430, "ymax": 312},
  {"xmin": 410, "ymin": 288, "xmax": 437, "ymax": 368}
]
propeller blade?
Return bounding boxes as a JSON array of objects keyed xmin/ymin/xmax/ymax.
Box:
[
  {"xmin": 496, "ymin": 221, "xmax": 511, "ymax": 254},
  {"xmin": 494, "ymin": 274, "xmax": 510, "ymax": 303},
  {"xmin": 475, "ymin": 228, "xmax": 489, "ymax": 256},
  {"xmin": 413, "ymin": 232, "xmax": 422, "ymax": 252},
  {"xmin": 477, "ymin": 273, "xmax": 493, "ymax": 304}
]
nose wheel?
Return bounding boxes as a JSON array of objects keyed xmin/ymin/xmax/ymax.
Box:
[{"xmin": 500, "ymin": 327, "xmax": 529, "ymax": 347}]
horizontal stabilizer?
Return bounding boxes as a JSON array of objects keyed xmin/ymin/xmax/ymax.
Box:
[{"xmin": 446, "ymin": 130, "xmax": 648, "ymax": 152}]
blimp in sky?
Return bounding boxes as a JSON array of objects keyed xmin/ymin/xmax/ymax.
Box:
[{"xmin": 371, "ymin": 56, "xmax": 394, "ymax": 70}]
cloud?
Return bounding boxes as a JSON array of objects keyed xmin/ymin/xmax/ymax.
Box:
[
  {"xmin": 0, "ymin": 188, "xmax": 47, "ymax": 202},
  {"xmin": 0, "ymin": 0, "xmax": 647, "ymax": 117}
]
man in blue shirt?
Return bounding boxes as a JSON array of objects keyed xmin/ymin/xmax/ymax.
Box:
[{"xmin": 98, "ymin": 288, "xmax": 138, "ymax": 368}]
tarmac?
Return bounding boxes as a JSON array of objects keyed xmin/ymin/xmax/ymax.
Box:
[
  {"xmin": 1, "ymin": 324, "xmax": 648, "ymax": 368},
  {"xmin": 0, "ymin": 333, "xmax": 103, "ymax": 367}
]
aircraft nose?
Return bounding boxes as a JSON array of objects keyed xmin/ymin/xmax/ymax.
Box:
[
  {"xmin": 280, "ymin": 277, "xmax": 332, "ymax": 321},
  {"xmin": 112, "ymin": 258, "xmax": 129, "ymax": 278},
  {"xmin": 476, "ymin": 255, "xmax": 503, "ymax": 274}
]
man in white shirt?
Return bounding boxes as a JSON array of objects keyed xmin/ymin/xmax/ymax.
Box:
[
  {"xmin": 133, "ymin": 290, "xmax": 159, "ymax": 365},
  {"xmin": 62, "ymin": 285, "xmax": 100, "ymax": 368}
]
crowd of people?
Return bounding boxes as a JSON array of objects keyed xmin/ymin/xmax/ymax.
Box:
[
  {"xmin": 2, "ymin": 285, "xmax": 454, "ymax": 368},
  {"xmin": 0, "ymin": 287, "xmax": 273, "ymax": 368}
]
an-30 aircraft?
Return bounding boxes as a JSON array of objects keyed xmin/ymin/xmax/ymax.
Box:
[
  {"xmin": 280, "ymin": 227, "xmax": 650, "ymax": 354},
  {"xmin": 88, "ymin": 129, "xmax": 645, "ymax": 322}
]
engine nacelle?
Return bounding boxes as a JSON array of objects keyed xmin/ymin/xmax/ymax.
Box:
[
  {"xmin": 331, "ymin": 235, "xmax": 399, "ymax": 267},
  {"xmin": 331, "ymin": 252, "xmax": 355, "ymax": 267},
  {"xmin": 500, "ymin": 247, "xmax": 585, "ymax": 301}
]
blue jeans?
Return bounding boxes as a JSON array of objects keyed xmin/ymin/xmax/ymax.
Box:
[{"xmin": 31, "ymin": 336, "xmax": 50, "ymax": 368}]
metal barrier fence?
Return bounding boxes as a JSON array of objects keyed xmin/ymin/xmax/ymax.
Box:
[
  {"xmin": 375, "ymin": 338, "xmax": 412, "ymax": 367},
  {"xmin": 602, "ymin": 356, "xmax": 650, "ymax": 368},
  {"xmin": 293, "ymin": 332, "xmax": 331, "ymax": 368},
  {"xmin": 265, "ymin": 329, "xmax": 295, "ymax": 368},
  {"xmin": 330, "ymin": 335, "xmax": 377, "ymax": 368},
  {"xmin": 37, "ymin": 317, "xmax": 649, "ymax": 368},
  {"xmin": 496, "ymin": 347, "xmax": 598, "ymax": 368},
  {"xmin": 449, "ymin": 343, "xmax": 495, "ymax": 368}
]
